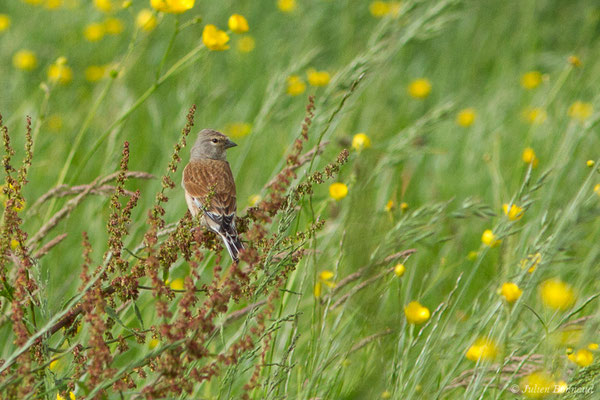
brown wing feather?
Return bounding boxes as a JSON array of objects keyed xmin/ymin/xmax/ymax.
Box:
[{"xmin": 182, "ymin": 160, "xmax": 237, "ymax": 215}]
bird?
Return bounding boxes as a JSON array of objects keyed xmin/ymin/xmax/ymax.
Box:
[{"xmin": 182, "ymin": 129, "xmax": 244, "ymax": 262}]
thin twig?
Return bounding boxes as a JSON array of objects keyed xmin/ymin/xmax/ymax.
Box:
[
  {"xmin": 445, "ymin": 355, "xmax": 545, "ymax": 390},
  {"xmin": 49, "ymin": 286, "xmax": 116, "ymax": 335},
  {"xmin": 32, "ymin": 233, "xmax": 67, "ymax": 259},
  {"xmin": 27, "ymin": 172, "xmax": 153, "ymax": 247},
  {"xmin": 330, "ymin": 266, "xmax": 395, "ymax": 309},
  {"xmin": 29, "ymin": 171, "xmax": 154, "ymax": 212},
  {"xmin": 349, "ymin": 328, "xmax": 393, "ymax": 353},
  {"xmin": 131, "ymin": 222, "xmax": 179, "ymax": 255},
  {"xmin": 27, "ymin": 182, "xmax": 97, "ymax": 247},
  {"xmin": 324, "ymin": 249, "xmax": 416, "ymax": 301},
  {"xmin": 224, "ymin": 300, "xmax": 268, "ymax": 325}
]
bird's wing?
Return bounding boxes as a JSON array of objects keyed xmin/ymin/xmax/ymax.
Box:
[
  {"xmin": 182, "ymin": 159, "xmax": 237, "ymax": 217},
  {"xmin": 182, "ymin": 160, "xmax": 243, "ymax": 261}
]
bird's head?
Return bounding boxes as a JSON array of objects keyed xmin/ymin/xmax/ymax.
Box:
[{"xmin": 190, "ymin": 129, "xmax": 238, "ymax": 161}]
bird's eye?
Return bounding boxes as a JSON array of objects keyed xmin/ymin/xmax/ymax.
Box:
[{"xmin": 211, "ymin": 139, "xmax": 218, "ymax": 143}]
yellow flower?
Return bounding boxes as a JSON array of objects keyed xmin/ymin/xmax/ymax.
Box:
[
  {"xmin": 595, "ymin": 183, "xmax": 600, "ymax": 196},
  {"xmin": 568, "ymin": 55, "xmax": 582, "ymax": 67},
  {"xmin": 587, "ymin": 160, "xmax": 595, "ymax": 168},
  {"xmin": 45, "ymin": 0, "xmax": 63, "ymax": 9},
  {"xmin": 10, "ymin": 239, "xmax": 20, "ymax": 250},
  {"xmin": 0, "ymin": 14, "xmax": 12, "ymax": 31},
  {"xmin": 521, "ymin": 71, "xmax": 542, "ymax": 90},
  {"xmin": 481, "ymin": 229, "xmax": 500, "ymax": 247},
  {"xmin": 351, "ymin": 133, "xmax": 371, "ymax": 151},
  {"xmin": 314, "ymin": 270, "xmax": 335, "ymax": 298},
  {"xmin": 522, "ymin": 147, "xmax": 539, "ymax": 168},
  {"xmin": 313, "ymin": 282, "xmax": 321, "ymax": 298},
  {"xmin": 10, "ymin": 198, "xmax": 26, "ymax": 212},
  {"xmin": 277, "ymin": 0, "xmax": 296, "ymax": 12},
  {"xmin": 369, "ymin": 1, "xmax": 390, "ymax": 17},
  {"xmin": 104, "ymin": 17, "xmax": 124, "ymax": 35},
  {"xmin": 539, "ymin": 278, "xmax": 576, "ymax": 311},
  {"xmin": 94, "ymin": 0, "xmax": 113, "ymax": 12},
  {"xmin": 523, "ymin": 107, "xmax": 547, "ymax": 125},
  {"xmin": 520, "ymin": 371, "xmax": 554, "ymax": 399},
  {"xmin": 588, "ymin": 343, "xmax": 599, "ymax": 350},
  {"xmin": 404, "ymin": 301, "xmax": 430, "ymax": 324},
  {"xmin": 13, "ymin": 50, "xmax": 37, "ymax": 71},
  {"xmin": 381, "ymin": 390, "xmax": 392, "ymax": 399},
  {"xmin": 307, "ymin": 69, "xmax": 330, "ymax": 87},
  {"xmin": 47, "ymin": 114, "xmax": 63, "ymax": 132},
  {"xmin": 520, "ymin": 253, "xmax": 541, "ymax": 273},
  {"xmin": 63, "ymin": 0, "xmax": 80, "ymax": 9},
  {"xmin": 237, "ymin": 35, "xmax": 255, "ymax": 53},
  {"xmin": 151, "ymin": 0, "xmax": 194, "ymax": 13},
  {"xmin": 384, "ymin": 200, "xmax": 394, "ymax": 212},
  {"xmin": 13, "ymin": 50, "xmax": 38, "ymax": 71},
  {"xmin": 465, "ymin": 337, "xmax": 499, "ymax": 361},
  {"xmin": 49, "ymin": 359, "xmax": 59, "ymax": 371},
  {"xmin": 319, "ymin": 270, "xmax": 334, "ymax": 283},
  {"xmin": 329, "ymin": 183, "xmax": 348, "ymax": 201},
  {"xmin": 369, "ymin": 2, "xmax": 400, "ymax": 17},
  {"xmin": 286, "ymin": 75, "xmax": 306, "ymax": 96},
  {"xmin": 394, "ymin": 263, "xmax": 405, "ymax": 277},
  {"xmin": 408, "ymin": 78, "xmax": 431, "ymax": 99},
  {"xmin": 48, "ymin": 58, "xmax": 73, "ymax": 85},
  {"xmin": 1, "ymin": 186, "xmax": 26, "ymax": 212},
  {"xmin": 136, "ymin": 9, "xmax": 157, "ymax": 32},
  {"xmin": 202, "ymin": 24, "xmax": 229, "ymax": 51},
  {"xmin": 568, "ymin": 349, "xmax": 594, "ymax": 367},
  {"xmin": 85, "ymin": 65, "xmax": 107, "ymax": 82},
  {"xmin": 502, "ymin": 203, "xmax": 524, "ymax": 221},
  {"xmin": 148, "ymin": 338, "xmax": 159, "ymax": 349},
  {"xmin": 467, "ymin": 250, "xmax": 478, "ymax": 261},
  {"xmin": 248, "ymin": 194, "xmax": 261, "ymax": 207},
  {"xmin": 224, "ymin": 122, "xmax": 251, "ymax": 139},
  {"xmin": 568, "ymin": 101, "xmax": 593, "ymax": 121},
  {"xmin": 15, "ymin": 200, "xmax": 25, "ymax": 212},
  {"xmin": 228, "ymin": 14, "xmax": 249, "ymax": 34},
  {"xmin": 169, "ymin": 278, "xmax": 184, "ymax": 291},
  {"xmin": 499, "ymin": 282, "xmax": 522, "ymax": 303},
  {"xmin": 456, "ymin": 108, "xmax": 476, "ymax": 127},
  {"xmin": 56, "ymin": 392, "xmax": 76, "ymax": 400},
  {"xmin": 400, "ymin": 202, "xmax": 408, "ymax": 212},
  {"xmin": 84, "ymin": 22, "xmax": 105, "ymax": 42}
]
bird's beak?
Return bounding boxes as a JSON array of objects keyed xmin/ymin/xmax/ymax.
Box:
[{"xmin": 225, "ymin": 139, "xmax": 238, "ymax": 149}]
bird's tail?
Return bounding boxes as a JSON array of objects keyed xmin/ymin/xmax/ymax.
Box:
[
  {"xmin": 203, "ymin": 211, "xmax": 244, "ymax": 262},
  {"xmin": 219, "ymin": 229, "xmax": 244, "ymax": 262}
]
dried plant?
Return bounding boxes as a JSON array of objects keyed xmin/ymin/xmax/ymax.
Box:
[{"xmin": 0, "ymin": 98, "xmax": 353, "ymax": 399}]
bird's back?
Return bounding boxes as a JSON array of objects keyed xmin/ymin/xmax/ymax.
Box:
[{"xmin": 182, "ymin": 159, "xmax": 237, "ymax": 216}]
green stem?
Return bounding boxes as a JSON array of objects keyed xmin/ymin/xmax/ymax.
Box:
[
  {"xmin": 156, "ymin": 16, "xmax": 180, "ymax": 82},
  {"xmin": 30, "ymin": 83, "xmax": 52, "ymax": 155}
]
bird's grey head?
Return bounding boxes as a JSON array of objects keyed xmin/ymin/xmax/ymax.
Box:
[{"xmin": 190, "ymin": 129, "xmax": 238, "ymax": 161}]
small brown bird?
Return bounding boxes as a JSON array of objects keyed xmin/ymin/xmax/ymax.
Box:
[{"xmin": 182, "ymin": 129, "xmax": 244, "ymax": 262}]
